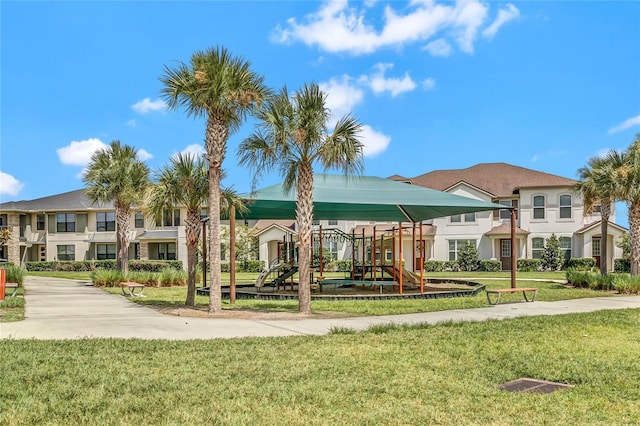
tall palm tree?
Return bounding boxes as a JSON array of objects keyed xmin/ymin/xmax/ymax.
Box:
[
  {"xmin": 576, "ymin": 155, "xmax": 616, "ymax": 275},
  {"xmin": 84, "ymin": 141, "xmax": 150, "ymax": 274},
  {"xmin": 145, "ymin": 153, "xmax": 208, "ymax": 306},
  {"xmin": 614, "ymin": 134, "xmax": 640, "ymax": 276},
  {"xmin": 160, "ymin": 46, "xmax": 269, "ymax": 313},
  {"xmin": 238, "ymin": 83, "xmax": 364, "ymax": 314}
]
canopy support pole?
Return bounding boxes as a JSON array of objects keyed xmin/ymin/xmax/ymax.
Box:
[
  {"xmin": 398, "ymin": 221, "xmax": 403, "ymax": 295},
  {"xmin": 420, "ymin": 223, "xmax": 424, "ymax": 294},
  {"xmin": 511, "ymin": 208, "xmax": 517, "ymax": 289},
  {"xmin": 372, "ymin": 226, "xmax": 377, "ymax": 281}
]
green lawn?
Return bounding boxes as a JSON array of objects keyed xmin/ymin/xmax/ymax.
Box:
[{"xmin": 1, "ymin": 309, "xmax": 639, "ymax": 425}]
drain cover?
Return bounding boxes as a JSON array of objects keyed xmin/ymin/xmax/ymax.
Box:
[{"xmin": 497, "ymin": 378, "xmax": 573, "ymax": 394}]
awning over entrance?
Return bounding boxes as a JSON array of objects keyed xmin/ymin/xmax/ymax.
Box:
[{"xmin": 239, "ymin": 174, "xmax": 505, "ymax": 222}]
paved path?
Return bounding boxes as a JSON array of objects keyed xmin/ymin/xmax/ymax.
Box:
[{"xmin": 2, "ymin": 276, "xmax": 640, "ymax": 340}]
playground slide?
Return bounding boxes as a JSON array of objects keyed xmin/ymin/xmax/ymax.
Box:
[
  {"xmin": 255, "ymin": 262, "xmax": 283, "ymax": 287},
  {"xmin": 382, "ymin": 265, "xmax": 421, "ymax": 285}
]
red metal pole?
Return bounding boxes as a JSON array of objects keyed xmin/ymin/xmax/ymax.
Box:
[
  {"xmin": 420, "ymin": 223, "xmax": 424, "ymax": 294},
  {"xmin": 511, "ymin": 209, "xmax": 517, "ymax": 289},
  {"xmin": 398, "ymin": 222, "xmax": 403, "ymax": 294}
]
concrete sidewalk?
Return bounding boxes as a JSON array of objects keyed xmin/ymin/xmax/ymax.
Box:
[{"xmin": 2, "ymin": 276, "xmax": 640, "ymax": 340}]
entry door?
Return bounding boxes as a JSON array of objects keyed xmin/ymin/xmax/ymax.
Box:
[
  {"xmin": 500, "ymin": 239, "xmax": 512, "ymax": 271},
  {"xmin": 592, "ymin": 237, "xmax": 601, "ymax": 268}
]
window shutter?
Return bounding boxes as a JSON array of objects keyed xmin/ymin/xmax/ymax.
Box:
[{"xmin": 48, "ymin": 214, "xmax": 56, "ymax": 233}]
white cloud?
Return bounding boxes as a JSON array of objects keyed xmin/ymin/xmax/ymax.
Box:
[
  {"xmin": 360, "ymin": 125, "xmax": 391, "ymax": 157},
  {"xmin": 422, "ymin": 77, "xmax": 436, "ymax": 91},
  {"xmin": 423, "ymin": 38, "xmax": 452, "ymax": 56},
  {"xmin": 57, "ymin": 138, "xmax": 108, "ymax": 166},
  {"xmin": 531, "ymin": 154, "xmax": 539, "ymax": 162},
  {"xmin": 131, "ymin": 97, "xmax": 167, "ymax": 114},
  {"xmin": 173, "ymin": 144, "xmax": 205, "ymax": 160},
  {"xmin": 126, "ymin": 119, "xmax": 137, "ymax": 128},
  {"xmin": 274, "ymin": 0, "xmax": 514, "ymax": 56},
  {"xmin": 482, "ymin": 4, "xmax": 520, "ymax": 39},
  {"xmin": 319, "ymin": 75, "xmax": 365, "ymax": 119},
  {"xmin": 0, "ymin": 171, "xmax": 24, "ymax": 196},
  {"xmin": 361, "ymin": 63, "xmax": 416, "ymax": 97},
  {"xmin": 136, "ymin": 149, "xmax": 153, "ymax": 161},
  {"xmin": 608, "ymin": 114, "xmax": 640, "ymax": 134}
]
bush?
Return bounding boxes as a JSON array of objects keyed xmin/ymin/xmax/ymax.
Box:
[
  {"xmin": 218, "ymin": 260, "xmax": 265, "ymax": 273},
  {"xmin": 566, "ymin": 269, "xmax": 615, "ymax": 291},
  {"xmin": 480, "ymin": 260, "xmax": 502, "ymax": 272},
  {"xmin": 91, "ymin": 269, "xmax": 125, "ymax": 287},
  {"xmin": 457, "ymin": 242, "xmax": 480, "ymax": 272},
  {"xmin": 566, "ymin": 258, "xmax": 596, "ymax": 271},
  {"xmin": 130, "ymin": 260, "xmax": 182, "ymax": 272},
  {"xmin": 424, "ymin": 260, "xmax": 444, "ymax": 272},
  {"xmin": 614, "ymin": 258, "xmax": 631, "ymax": 273},
  {"xmin": 613, "ymin": 274, "xmax": 640, "ymax": 294},
  {"xmin": 335, "ymin": 260, "xmax": 353, "ymax": 272},
  {"xmin": 158, "ymin": 268, "xmax": 187, "ymax": 287},
  {"xmin": 517, "ymin": 259, "xmax": 541, "ymax": 272},
  {"xmin": 25, "ymin": 259, "xmax": 182, "ymax": 272},
  {"xmin": 541, "ymin": 234, "xmax": 563, "ymax": 271},
  {"xmin": 1, "ymin": 263, "xmax": 26, "ymax": 285},
  {"xmin": 442, "ymin": 261, "xmax": 460, "ymax": 272}
]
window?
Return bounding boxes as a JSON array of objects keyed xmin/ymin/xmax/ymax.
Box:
[
  {"xmin": 97, "ymin": 244, "xmax": 116, "ymax": 260},
  {"xmin": 134, "ymin": 212, "xmax": 144, "ymax": 228},
  {"xmin": 37, "ymin": 214, "xmax": 45, "ymax": 231},
  {"xmin": 450, "ymin": 214, "xmax": 461, "ymax": 223},
  {"xmin": 328, "ymin": 220, "xmax": 338, "ymax": 226},
  {"xmin": 385, "ymin": 249, "xmax": 392, "ymax": 262},
  {"xmin": 162, "ymin": 209, "xmax": 180, "ymax": 226},
  {"xmin": 533, "ymin": 196, "xmax": 545, "ymax": 219},
  {"xmin": 464, "ymin": 212, "xmax": 476, "ymax": 222},
  {"xmin": 57, "ymin": 245, "xmax": 75, "ymax": 261},
  {"xmin": 56, "ymin": 213, "xmax": 76, "ymax": 232},
  {"xmin": 328, "ymin": 241, "xmax": 339, "ymax": 260},
  {"xmin": 499, "ymin": 200, "xmax": 513, "ymax": 220},
  {"xmin": 592, "ymin": 237, "xmax": 601, "ymax": 257},
  {"xmin": 559, "ymin": 195, "xmax": 572, "ymax": 219},
  {"xmin": 158, "ymin": 243, "xmax": 176, "ymax": 260},
  {"xmin": 560, "ymin": 237, "xmax": 572, "ymax": 260},
  {"xmin": 96, "ymin": 212, "xmax": 116, "ymax": 232},
  {"xmin": 532, "ymin": 238, "xmax": 544, "ymax": 259},
  {"xmin": 312, "ymin": 219, "xmax": 320, "ymax": 226},
  {"xmin": 448, "ymin": 239, "xmax": 475, "ymax": 261}
]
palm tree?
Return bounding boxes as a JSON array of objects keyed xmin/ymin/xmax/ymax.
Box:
[
  {"xmin": 160, "ymin": 46, "xmax": 269, "ymax": 313},
  {"xmin": 84, "ymin": 141, "xmax": 150, "ymax": 274},
  {"xmin": 238, "ymin": 83, "xmax": 364, "ymax": 314},
  {"xmin": 615, "ymin": 134, "xmax": 640, "ymax": 276},
  {"xmin": 145, "ymin": 153, "xmax": 208, "ymax": 306},
  {"xmin": 576, "ymin": 155, "xmax": 616, "ymax": 275}
]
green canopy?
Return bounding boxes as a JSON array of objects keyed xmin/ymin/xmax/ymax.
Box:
[{"xmin": 239, "ymin": 174, "xmax": 504, "ymax": 222}]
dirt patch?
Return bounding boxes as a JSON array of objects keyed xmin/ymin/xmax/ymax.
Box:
[{"xmin": 153, "ymin": 305, "xmax": 353, "ymax": 320}]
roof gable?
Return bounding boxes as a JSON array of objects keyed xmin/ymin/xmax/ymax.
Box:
[{"xmin": 410, "ymin": 162, "xmax": 577, "ymax": 197}]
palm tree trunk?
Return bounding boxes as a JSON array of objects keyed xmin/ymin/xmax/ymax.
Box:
[
  {"xmin": 296, "ymin": 163, "xmax": 314, "ymax": 314},
  {"xmin": 206, "ymin": 115, "xmax": 228, "ymax": 313},
  {"xmin": 184, "ymin": 210, "xmax": 201, "ymax": 306},
  {"xmin": 629, "ymin": 200, "xmax": 640, "ymax": 276},
  {"xmin": 600, "ymin": 202, "xmax": 611, "ymax": 275},
  {"xmin": 115, "ymin": 202, "xmax": 131, "ymax": 275}
]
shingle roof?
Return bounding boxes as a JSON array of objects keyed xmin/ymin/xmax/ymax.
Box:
[
  {"xmin": 484, "ymin": 223, "xmax": 530, "ymax": 236},
  {"xmin": 0, "ymin": 189, "xmax": 113, "ymax": 212},
  {"xmin": 401, "ymin": 162, "xmax": 577, "ymax": 197}
]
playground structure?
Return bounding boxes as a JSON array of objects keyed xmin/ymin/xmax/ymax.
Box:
[{"xmin": 256, "ymin": 224, "xmax": 431, "ymax": 295}]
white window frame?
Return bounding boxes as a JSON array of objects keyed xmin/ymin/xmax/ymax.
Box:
[
  {"xmin": 559, "ymin": 194, "xmax": 572, "ymax": 219},
  {"xmin": 533, "ymin": 195, "xmax": 546, "ymax": 220}
]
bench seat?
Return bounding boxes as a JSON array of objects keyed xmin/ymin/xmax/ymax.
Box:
[
  {"xmin": 120, "ymin": 282, "xmax": 145, "ymax": 297},
  {"xmin": 486, "ymin": 287, "xmax": 538, "ymax": 305}
]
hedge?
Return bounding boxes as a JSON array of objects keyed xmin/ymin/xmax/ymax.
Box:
[
  {"xmin": 25, "ymin": 259, "xmax": 183, "ymax": 272},
  {"xmin": 614, "ymin": 258, "xmax": 631, "ymax": 273},
  {"xmin": 480, "ymin": 260, "xmax": 502, "ymax": 272},
  {"xmin": 517, "ymin": 259, "xmax": 541, "ymax": 272},
  {"xmin": 565, "ymin": 257, "xmax": 596, "ymax": 271}
]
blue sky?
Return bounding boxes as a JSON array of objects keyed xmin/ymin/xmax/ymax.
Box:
[{"xmin": 1, "ymin": 1, "xmax": 639, "ymax": 227}]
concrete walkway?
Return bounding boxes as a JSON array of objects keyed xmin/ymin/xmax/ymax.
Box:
[{"xmin": 2, "ymin": 276, "xmax": 640, "ymax": 340}]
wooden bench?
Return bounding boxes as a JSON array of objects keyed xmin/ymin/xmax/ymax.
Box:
[
  {"xmin": 4, "ymin": 283, "xmax": 19, "ymax": 298},
  {"xmin": 120, "ymin": 282, "xmax": 145, "ymax": 297},
  {"xmin": 486, "ymin": 287, "xmax": 538, "ymax": 305}
]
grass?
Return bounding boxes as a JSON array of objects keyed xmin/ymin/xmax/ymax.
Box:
[
  {"xmin": 1, "ymin": 309, "xmax": 639, "ymax": 424},
  {"xmin": 103, "ymin": 278, "xmax": 607, "ymax": 316}
]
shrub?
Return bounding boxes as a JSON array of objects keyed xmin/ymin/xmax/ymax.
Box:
[
  {"xmin": 424, "ymin": 260, "xmax": 444, "ymax": 272},
  {"xmin": 541, "ymin": 234, "xmax": 563, "ymax": 271},
  {"xmin": 158, "ymin": 268, "xmax": 187, "ymax": 287},
  {"xmin": 91, "ymin": 269, "xmax": 125, "ymax": 287},
  {"xmin": 130, "ymin": 260, "xmax": 182, "ymax": 272},
  {"xmin": 457, "ymin": 242, "xmax": 480, "ymax": 272},
  {"xmin": 480, "ymin": 260, "xmax": 502, "ymax": 272},
  {"xmin": 1, "ymin": 263, "xmax": 26, "ymax": 285},
  {"xmin": 517, "ymin": 259, "xmax": 541, "ymax": 272},
  {"xmin": 566, "ymin": 258, "xmax": 596, "ymax": 271},
  {"xmin": 442, "ymin": 261, "xmax": 460, "ymax": 272},
  {"xmin": 614, "ymin": 258, "xmax": 631, "ymax": 273},
  {"xmin": 335, "ymin": 260, "xmax": 353, "ymax": 273},
  {"xmin": 613, "ymin": 274, "xmax": 640, "ymax": 294},
  {"xmin": 219, "ymin": 260, "xmax": 265, "ymax": 273}
]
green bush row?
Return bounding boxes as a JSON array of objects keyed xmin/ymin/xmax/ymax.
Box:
[
  {"xmin": 423, "ymin": 260, "xmax": 502, "ymax": 273},
  {"xmin": 614, "ymin": 258, "xmax": 631, "ymax": 273},
  {"xmin": 566, "ymin": 269, "xmax": 640, "ymax": 293},
  {"xmin": 200, "ymin": 260, "xmax": 265, "ymax": 273},
  {"xmin": 91, "ymin": 267, "xmax": 189, "ymax": 288},
  {"xmin": 25, "ymin": 260, "xmax": 183, "ymax": 272}
]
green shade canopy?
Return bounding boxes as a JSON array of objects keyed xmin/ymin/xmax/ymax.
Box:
[{"xmin": 239, "ymin": 174, "xmax": 505, "ymax": 222}]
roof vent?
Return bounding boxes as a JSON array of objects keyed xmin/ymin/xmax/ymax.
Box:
[{"xmin": 497, "ymin": 378, "xmax": 573, "ymax": 394}]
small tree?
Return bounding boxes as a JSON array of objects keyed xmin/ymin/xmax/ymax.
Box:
[
  {"xmin": 541, "ymin": 234, "xmax": 564, "ymax": 271},
  {"xmin": 457, "ymin": 242, "xmax": 480, "ymax": 272}
]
